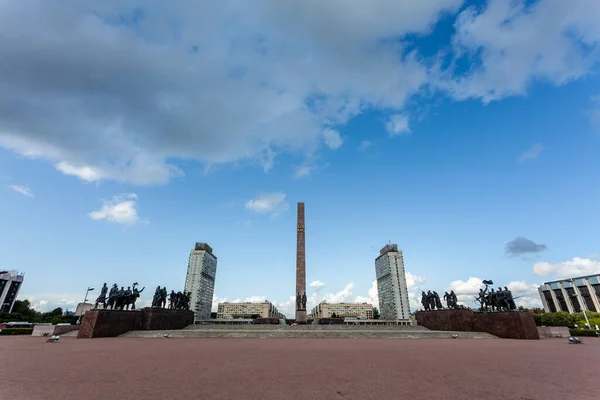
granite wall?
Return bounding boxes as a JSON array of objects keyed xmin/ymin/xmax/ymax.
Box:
[{"xmin": 415, "ymin": 309, "xmax": 539, "ymax": 340}]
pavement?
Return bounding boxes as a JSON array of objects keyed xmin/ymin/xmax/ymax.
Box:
[{"xmin": 1, "ymin": 336, "xmax": 598, "ymax": 400}]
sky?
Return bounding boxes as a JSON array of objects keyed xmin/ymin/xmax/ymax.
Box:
[{"xmin": 1, "ymin": 0, "xmax": 600, "ymax": 317}]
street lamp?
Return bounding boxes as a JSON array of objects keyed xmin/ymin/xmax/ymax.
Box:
[
  {"xmin": 77, "ymin": 287, "xmax": 94, "ymax": 325},
  {"xmin": 565, "ymin": 279, "xmax": 590, "ymax": 329}
]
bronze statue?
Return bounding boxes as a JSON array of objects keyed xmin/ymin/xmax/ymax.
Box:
[
  {"xmin": 94, "ymin": 283, "xmax": 108, "ymax": 309},
  {"xmin": 296, "ymin": 292, "xmax": 301, "ymax": 311},
  {"xmin": 301, "ymin": 292, "xmax": 307, "ymax": 310}
]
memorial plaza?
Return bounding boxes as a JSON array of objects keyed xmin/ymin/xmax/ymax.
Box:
[{"xmin": 1, "ymin": 336, "xmax": 598, "ymax": 400}]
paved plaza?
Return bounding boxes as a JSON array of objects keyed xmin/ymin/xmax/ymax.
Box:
[{"xmin": 1, "ymin": 337, "xmax": 598, "ymax": 400}]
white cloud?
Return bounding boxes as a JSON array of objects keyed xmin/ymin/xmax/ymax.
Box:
[
  {"xmin": 2, "ymin": 1, "xmax": 598, "ymax": 184},
  {"xmin": 309, "ymin": 280, "xmax": 325, "ymax": 289},
  {"xmin": 385, "ymin": 114, "xmax": 411, "ymax": 136},
  {"xmin": 518, "ymin": 143, "xmax": 544, "ymax": 163},
  {"xmin": 358, "ymin": 140, "xmax": 372, "ymax": 151},
  {"xmin": 533, "ymin": 257, "xmax": 600, "ymax": 279},
  {"xmin": 322, "ymin": 128, "xmax": 343, "ymax": 150},
  {"xmin": 355, "ymin": 280, "xmax": 379, "ymax": 308},
  {"xmin": 55, "ymin": 161, "xmax": 104, "ymax": 182},
  {"xmin": 445, "ymin": 0, "xmax": 600, "ymax": 103},
  {"xmin": 89, "ymin": 193, "xmax": 141, "ymax": 225},
  {"xmin": 245, "ymin": 192, "xmax": 289, "ymax": 215},
  {"xmin": 446, "ymin": 277, "xmax": 486, "ymax": 307},
  {"xmin": 21, "ymin": 292, "xmax": 83, "ymax": 312},
  {"xmin": 9, "ymin": 184, "xmax": 34, "ymax": 198},
  {"xmin": 506, "ymin": 281, "xmax": 542, "ymax": 309}
]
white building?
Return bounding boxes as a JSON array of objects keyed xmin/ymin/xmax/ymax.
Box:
[
  {"xmin": 375, "ymin": 244, "xmax": 410, "ymax": 321},
  {"xmin": 538, "ymin": 274, "xmax": 600, "ymax": 314},
  {"xmin": 184, "ymin": 242, "xmax": 217, "ymax": 321},
  {"xmin": 0, "ymin": 270, "xmax": 24, "ymax": 313}
]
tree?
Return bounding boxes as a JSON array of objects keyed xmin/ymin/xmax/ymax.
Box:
[
  {"xmin": 330, "ymin": 312, "xmax": 338, "ymax": 318},
  {"xmin": 372, "ymin": 307, "xmax": 380, "ymax": 319}
]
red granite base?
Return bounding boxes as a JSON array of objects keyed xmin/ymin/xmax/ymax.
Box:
[
  {"xmin": 142, "ymin": 308, "xmax": 194, "ymax": 330},
  {"xmin": 415, "ymin": 309, "xmax": 539, "ymax": 340},
  {"xmin": 78, "ymin": 308, "xmax": 194, "ymax": 338},
  {"xmin": 78, "ymin": 310, "xmax": 143, "ymax": 339}
]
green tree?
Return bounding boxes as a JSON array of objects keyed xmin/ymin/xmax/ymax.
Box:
[
  {"xmin": 330, "ymin": 312, "xmax": 338, "ymax": 318},
  {"xmin": 372, "ymin": 307, "xmax": 380, "ymax": 319}
]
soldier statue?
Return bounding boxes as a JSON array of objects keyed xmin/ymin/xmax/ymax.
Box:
[
  {"xmin": 94, "ymin": 283, "xmax": 108, "ymax": 309},
  {"xmin": 296, "ymin": 292, "xmax": 301, "ymax": 311},
  {"xmin": 301, "ymin": 292, "xmax": 307, "ymax": 311}
]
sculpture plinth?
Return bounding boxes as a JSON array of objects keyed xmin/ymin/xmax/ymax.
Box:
[
  {"xmin": 415, "ymin": 309, "xmax": 539, "ymax": 340},
  {"xmin": 295, "ymin": 202, "xmax": 307, "ymax": 323}
]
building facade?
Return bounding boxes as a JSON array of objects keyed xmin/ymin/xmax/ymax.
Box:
[
  {"xmin": 375, "ymin": 244, "xmax": 411, "ymax": 321},
  {"xmin": 311, "ymin": 301, "xmax": 373, "ymax": 319},
  {"xmin": 538, "ymin": 274, "xmax": 600, "ymax": 313},
  {"xmin": 217, "ymin": 301, "xmax": 285, "ymax": 319},
  {"xmin": 184, "ymin": 243, "xmax": 217, "ymax": 321},
  {"xmin": 0, "ymin": 270, "xmax": 24, "ymax": 313}
]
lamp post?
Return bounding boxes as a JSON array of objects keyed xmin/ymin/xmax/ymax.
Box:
[
  {"xmin": 565, "ymin": 279, "xmax": 590, "ymax": 329},
  {"xmin": 77, "ymin": 287, "xmax": 94, "ymax": 325}
]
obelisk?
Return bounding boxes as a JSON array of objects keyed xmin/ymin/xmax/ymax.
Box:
[{"xmin": 295, "ymin": 202, "xmax": 307, "ymax": 323}]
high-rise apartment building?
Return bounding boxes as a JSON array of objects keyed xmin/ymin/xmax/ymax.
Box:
[
  {"xmin": 0, "ymin": 270, "xmax": 24, "ymax": 313},
  {"xmin": 375, "ymin": 244, "xmax": 410, "ymax": 321},
  {"xmin": 184, "ymin": 243, "xmax": 217, "ymax": 321}
]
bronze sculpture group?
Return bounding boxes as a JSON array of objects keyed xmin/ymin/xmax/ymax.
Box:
[
  {"xmin": 93, "ymin": 282, "xmax": 190, "ymax": 311},
  {"xmin": 168, "ymin": 290, "xmax": 191, "ymax": 311},
  {"xmin": 296, "ymin": 292, "xmax": 307, "ymax": 311},
  {"xmin": 421, "ymin": 279, "xmax": 517, "ymax": 312},
  {"xmin": 421, "ymin": 290, "xmax": 457, "ymax": 310},
  {"xmin": 94, "ymin": 282, "xmax": 145, "ymax": 310},
  {"xmin": 475, "ymin": 280, "xmax": 517, "ymax": 312}
]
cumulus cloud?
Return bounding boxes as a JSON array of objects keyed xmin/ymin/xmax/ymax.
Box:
[
  {"xmin": 9, "ymin": 184, "xmax": 34, "ymax": 198},
  {"xmin": 445, "ymin": 0, "xmax": 600, "ymax": 103},
  {"xmin": 309, "ymin": 280, "xmax": 325, "ymax": 289},
  {"xmin": 533, "ymin": 257, "xmax": 600, "ymax": 279},
  {"xmin": 446, "ymin": 277, "xmax": 485, "ymax": 306},
  {"xmin": 355, "ymin": 280, "xmax": 379, "ymax": 308},
  {"xmin": 505, "ymin": 237, "xmax": 548, "ymax": 256},
  {"xmin": 89, "ymin": 193, "xmax": 142, "ymax": 225},
  {"xmin": 385, "ymin": 114, "xmax": 411, "ymax": 136},
  {"xmin": 506, "ymin": 281, "xmax": 542, "ymax": 309},
  {"xmin": 245, "ymin": 192, "xmax": 289, "ymax": 216},
  {"xmin": 518, "ymin": 143, "xmax": 544, "ymax": 163},
  {"xmin": 21, "ymin": 292, "xmax": 83, "ymax": 312},
  {"xmin": 322, "ymin": 128, "xmax": 343, "ymax": 150},
  {"xmin": 2, "ymin": 1, "xmax": 598, "ymax": 185}
]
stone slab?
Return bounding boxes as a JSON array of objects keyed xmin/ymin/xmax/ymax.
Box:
[
  {"xmin": 415, "ymin": 309, "xmax": 539, "ymax": 340},
  {"xmin": 78, "ymin": 310, "xmax": 143, "ymax": 339},
  {"xmin": 142, "ymin": 308, "xmax": 194, "ymax": 330},
  {"xmin": 32, "ymin": 324, "xmax": 79, "ymax": 337},
  {"xmin": 537, "ymin": 326, "xmax": 570, "ymax": 338}
]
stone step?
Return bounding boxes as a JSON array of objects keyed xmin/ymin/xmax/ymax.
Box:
[
  {"xmin": 183, "ymin": 325, "xmax": 428, "ymax": 331},
  {"xmin": 121, "ymin": 329, "xmax": 496, "ymax": 339}
]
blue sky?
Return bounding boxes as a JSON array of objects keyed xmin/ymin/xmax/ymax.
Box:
[{"xmin": 1, "ymin": 0, "xmax": 599, "ymax": 316}]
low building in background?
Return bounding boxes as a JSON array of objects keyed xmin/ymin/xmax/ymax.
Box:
[
  {"xmin": 217, "ymin": 301, "xmax": 286, "ymax": 319},
  {"xmin": 538, "ymin": 274, "xmax": 600, "ymax": 313},
  {"xmin": 74, "ymin": 302, "xmax": 93, "ymax": 318},
  {"xmin": 311, "ymin": 301, "xmax": 373, "ymax": 319},
  {"xmin": 0, "ymin": 270, "xmax": 24, "ymax": 313}
]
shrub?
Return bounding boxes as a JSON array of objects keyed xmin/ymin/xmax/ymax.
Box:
[
  {"xmin": 0, "ymin": 328, "xmax": 33, "ymax": 335},
  {"xmin": 569, "ymin": 329, "xmax": 600, "ymax": 337}
]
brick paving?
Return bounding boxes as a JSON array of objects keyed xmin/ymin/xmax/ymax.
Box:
[{"xmin": 1, "ymin": 336, "xmax": 598, "ymax": 400}]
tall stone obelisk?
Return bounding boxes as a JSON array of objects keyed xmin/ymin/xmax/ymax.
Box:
[{"xmin": 295, "ymin": 202, "xmax": 307, "ymax": 323}]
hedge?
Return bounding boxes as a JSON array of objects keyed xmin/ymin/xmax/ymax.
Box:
[
  {"xmin": 0, "ymin": 328, "xmax": 33, "ymax": 335},
  {"xmin": 569, "ymin": 329, "xmax": 600, "ymax": 337}
]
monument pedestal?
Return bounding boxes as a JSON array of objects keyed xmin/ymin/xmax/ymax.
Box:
[
  {"xmin": 78, "ymin": 308, "xmax": 194, "ymax": 338},
  {"xmin": 78, "ymin": 310, "xmax": 143, "ymax": 338},
  {"xmin": 142, "ymin": 308, "xmax": 194, "ymax": 330},
  {"xmin": 295, "ymin": 311, "xmax": 307, "ymax": 324},
  {"xmin": 415, "ymin": 309, "xmax": 539, "ymax": 340}
]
